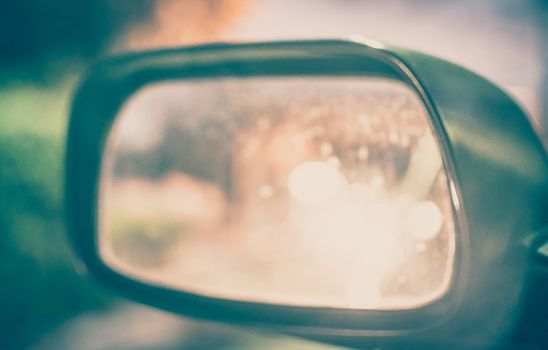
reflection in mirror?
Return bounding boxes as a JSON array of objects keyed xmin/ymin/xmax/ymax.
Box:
[{"xmin": 100, "ymin": 77, "xmax": 455, "ymax": 310}]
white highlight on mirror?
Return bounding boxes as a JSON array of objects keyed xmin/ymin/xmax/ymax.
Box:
[
  {"xmin": 288, "ymin": 161, "xmax": 347, "ymax": 206},
  {"xmin": 406, "ymin": 201, "xmax": 443, "ymax": 241}
]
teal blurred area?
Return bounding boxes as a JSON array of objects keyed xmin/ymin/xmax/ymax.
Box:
[
  {"xmin": 0, "ymin": 1, "xmax": 546, "ymax": 349},
  {"xmin": 0, "ymin": 63, "xmax": 112, "ymax": 349}
]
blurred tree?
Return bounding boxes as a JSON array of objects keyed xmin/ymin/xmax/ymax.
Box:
[{"xmin": 0, "ymin": 0, "xmax": 152, "ymax": 82}]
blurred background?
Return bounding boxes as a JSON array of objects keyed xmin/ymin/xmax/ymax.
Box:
[{"xmin": 0, "ymin": 0, "xmax": 546, "ymax": 349}]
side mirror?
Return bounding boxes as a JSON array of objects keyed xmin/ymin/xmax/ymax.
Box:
[{"xmin": 66, "ymin": 39, "xmax": 548, "ymax": 349}]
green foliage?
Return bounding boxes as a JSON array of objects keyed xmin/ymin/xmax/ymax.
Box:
[{"xmin": 0, "ymin": 81, "xmax": 113, "ymax": 349}]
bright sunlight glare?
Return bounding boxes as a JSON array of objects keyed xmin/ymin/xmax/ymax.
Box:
[{"xmin": 288, "ymin": 161, "xmax": 347, "ymax": 206}]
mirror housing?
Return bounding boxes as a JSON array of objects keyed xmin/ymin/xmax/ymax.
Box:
[{"xmin": 65, "ymin": 39, "xmax": 548, "ymax": 349}]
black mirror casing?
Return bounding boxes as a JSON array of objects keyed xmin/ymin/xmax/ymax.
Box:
[{"xmin": 65, "ymin": 39, "xmax": 548, "ymax": 349}]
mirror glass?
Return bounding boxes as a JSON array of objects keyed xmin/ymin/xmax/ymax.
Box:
[{"xmin": 99, "ymin": 77, "xmax": 456, "ymax": 310}]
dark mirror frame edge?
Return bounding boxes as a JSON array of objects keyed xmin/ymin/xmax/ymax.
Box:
[{"xmin": 65, "ymin": 39, "xmax": 548, "ymax": 346}]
